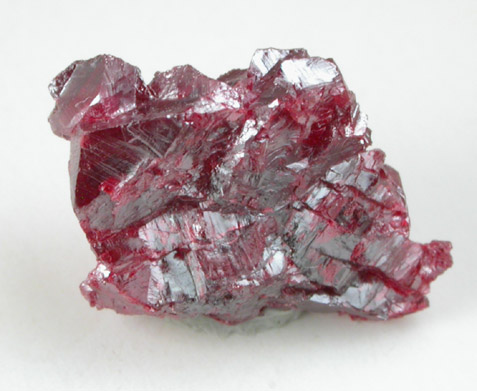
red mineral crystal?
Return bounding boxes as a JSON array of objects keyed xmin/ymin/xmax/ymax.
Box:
[{"xmin": 48, "ymin": 49, "xmax": 452, "ymax": 324}]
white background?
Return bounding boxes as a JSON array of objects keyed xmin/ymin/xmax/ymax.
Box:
[{"xmin": 0, "ymin": 0, "xmax": 476, "ymax": 390}]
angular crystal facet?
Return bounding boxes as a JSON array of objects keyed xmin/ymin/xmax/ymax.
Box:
[{"xmin": 49, "ymin": 49, "xmax": 452, "ymax": 324}]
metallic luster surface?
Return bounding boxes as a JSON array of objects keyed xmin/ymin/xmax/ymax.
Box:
[{"xmin": 48, "ymin": 48, "xmax": 452, "ymax": 325}]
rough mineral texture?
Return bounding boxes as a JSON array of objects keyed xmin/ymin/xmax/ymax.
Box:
[{"xmin": 48, "ymin": 48, "xmax": 452, "ymax": 324}]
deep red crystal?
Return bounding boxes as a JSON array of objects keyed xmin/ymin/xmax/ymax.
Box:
[{"xmin": 49, "ymin": 49, "xmax": 452, "ymax": 324}]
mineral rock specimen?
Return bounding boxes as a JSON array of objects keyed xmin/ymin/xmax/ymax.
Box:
[{"xmin": 48, "ymin": 48, "xmax": 452, "ymax": 324}]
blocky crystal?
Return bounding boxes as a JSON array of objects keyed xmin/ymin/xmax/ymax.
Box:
[{"xmin": 49, "ymin": 49, "xmax": 452, "ymax": 324}]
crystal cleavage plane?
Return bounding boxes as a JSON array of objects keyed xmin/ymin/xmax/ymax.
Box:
[{"xmin": 48, "ymin": 48, "xmax": 452, "ymax": 324}]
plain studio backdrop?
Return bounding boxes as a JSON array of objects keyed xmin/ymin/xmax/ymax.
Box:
[{"xmin": 0, "ymin": 0, "xmax": 475, "ymax": 390}]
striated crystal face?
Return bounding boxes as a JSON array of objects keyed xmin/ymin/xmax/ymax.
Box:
[{"xmin": 48, "ymin": 48, "xmax": 452, "ymax": 324}]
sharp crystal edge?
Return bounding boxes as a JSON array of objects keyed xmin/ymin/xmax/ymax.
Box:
[{"xmin": 48, "ymin": 48, "xmax": 452, "ymax": 325}]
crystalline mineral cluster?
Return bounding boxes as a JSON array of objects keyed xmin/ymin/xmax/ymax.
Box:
[{"xmin": 48, "ymin": 48, "xmax": 452, "ymax": 324}]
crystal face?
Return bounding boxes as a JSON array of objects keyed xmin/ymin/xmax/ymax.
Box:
[{"xmin": 48, "ymin": 49, "xmax": 452, "ymax": 324}]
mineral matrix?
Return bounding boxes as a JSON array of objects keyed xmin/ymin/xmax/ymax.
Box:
[{"xmin": 49, "ymin": 48, "xmax": 452, "ymax": 324}]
